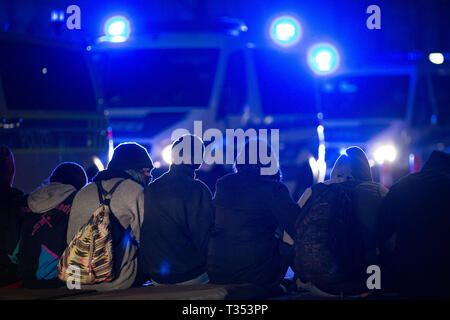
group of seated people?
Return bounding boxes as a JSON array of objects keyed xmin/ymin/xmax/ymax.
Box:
[{"xmin": 0, "ymin": 136, "xmax": 449, "ymax": 299}]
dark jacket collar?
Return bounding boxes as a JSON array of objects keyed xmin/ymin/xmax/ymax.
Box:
[{"xmin": 168, "ymin": 164, "xmax": 195, "ymax": 178}]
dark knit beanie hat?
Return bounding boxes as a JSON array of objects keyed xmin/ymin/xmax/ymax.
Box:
[
  {"xmin": 107, "ymin": 142, "xmax": 153, "ymax": 171},
  {"xmin": 49, "ymin": 162, "xmax": 88, "ymax": 190},
  {"xmin": 0, "ymin": 144, "xmax": 15, "ymax": 186}
]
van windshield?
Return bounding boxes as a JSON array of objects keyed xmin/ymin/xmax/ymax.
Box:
[
  {"xmin": 319, "ymin": 74, "xmax": 410, "ymax": 119},
  {"xmin": 0, "ymin": 40, "xmax": 97, "ymax": 111},
  {"xmin": 252, "ymin": 49, "xmax": 317, "ymax": 117},
  {"xmin": 253, "ymin": 48, "xmax": 411, "ymax": 120}
]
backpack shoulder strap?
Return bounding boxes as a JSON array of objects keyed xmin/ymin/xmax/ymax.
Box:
[
  {"xmin": 95, "ymin": 180, "xmax": 125, "ymax": 206},
  {"xmin": 308, "ymin": 182, "xmax": 328, "ymax": 201}
]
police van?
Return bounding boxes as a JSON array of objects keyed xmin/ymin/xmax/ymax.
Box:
[
  {"xmin": 89, "ymin": 19, "xmax": 450, "ymax": 196},
  {"xmin": 2, "ymin": 20, "xmax": 448, "ymax": 195}
]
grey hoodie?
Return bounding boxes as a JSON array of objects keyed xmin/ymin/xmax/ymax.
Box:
[
  {"xmin": 67, "ymin": 177, "xmax": 144, "ymax": 292},
  {"xmin": 28, "ymin": 182, "xmax": 77, "ymax": 214}
]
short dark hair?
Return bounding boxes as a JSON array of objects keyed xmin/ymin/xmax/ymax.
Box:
[
  {"xmin": 49, "ymin": 162, "xmax": 88, "ymax": 190},
  {"xmin": 233, "ymin": 139, "xmax": 281, "ymax": 180},
  {"xmin": 171, "ymin": 134, "xmax": 205, "ymax": 170}
]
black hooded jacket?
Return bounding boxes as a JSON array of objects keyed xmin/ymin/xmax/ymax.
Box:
[
  {"xmin": 377, "ymin": 151, "xmax": 450, "ymax": 298},
  {"xmin": 207, "ymin": 169, "xmax": 300, "ymax": 286},
  {"xmin": 0, "ymin": 185, "xmax": 24, "ymax": 263},
  {"xmin": 0, "ymin": 184, "xmax": 24, "ymax": 286},
  {"xmin": 139, "ymin": 164, "xmax": 214, "ymax": 284}
]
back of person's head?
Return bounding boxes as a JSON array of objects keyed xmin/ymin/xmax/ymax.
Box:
[
  {"xmin": 171, "ymin": 134, "xmax": 205, "ymax": 170},
  {"xmin": 0, "ymin": 145, "xmax": 15, "ymax": 187},
  {"xmin": 422, "ymin": 150, "xmax": 450, "ymax": 174},
  {"xmin": 234, "ymin": 139, "xmax": 281, "ymax": 180},
  {"xmin": 108, "ymin": 142, "xmax": 154, "ymax": 171},
  {"xmin": 331, "ymin": 146, "xmax": 372, "ymax": 182},
  {"xmin": 49, "ymin": 162, "xmax": 88, "ymax": 190}
]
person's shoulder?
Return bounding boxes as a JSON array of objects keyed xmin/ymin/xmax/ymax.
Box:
[
  {"xmin": 373, "ymin": 181, "xmax": 389, "ymax": 196},
  {"xmin": 10, "ymin": 186, "xmax": 24, "ymax": 196},
  {"xmin": 112, "ymin": 178, "xmax": 143, "ymax": 199},
  {"xmin": 271, "ymin": 179, "xmax": 290, "ymax": 192},
  {"xmin": 74, "ymin": 178, "xmax": 142, "ymax": 200},
  {"xmin": 0, "ymin": 185, "xmax": 24, "ymax": 198},
  {"xmin": 193, "ymin": 177, "xmax": 213, "ymax": 196},
  {"xmin": 216, "ymin": 172, "xmax": 236, "ymax": 183},
  {"xmin": 76, "ymin": 181, "xmax": 96, "ymax": 194},
  {"xmin": 9, "ymin": 187, "xmax": 25, "ymax": 205},
  {"xmin": 309, "ymin": 181, "xmax": 329, "ymax": 193},
  {"xmin": 145, "ymin": 171, "xmax": 170, "ymax": 191},
  {"xmin": 1, "ymin": 186, "xmax": 26, "ymax": 208},
  {"xmin": 255, "ymin": 179, "xmax": 292, "ymax": 202},
  {"xmin": 209, "ymin": 172, "xmax": 237, "ymax": 195},
  {"xmin": 71, "ymin": 182, "xmax": 96, "ymax": 203},
  {"xmin": 388, "ymin": 173, "xmax": 416, "ymax": 194},
  {"xmin": 356, "ymin": 180, "xmax": 389, "ymax": 195},
  {"xmin": 214, "ymin": 172, "xmax": 237, "ymax": 188}
]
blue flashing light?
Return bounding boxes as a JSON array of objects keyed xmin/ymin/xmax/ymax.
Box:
[
  {"xmin": 308, "ymin": 43, "xmax": 340, "ymax": 75},
  {"xmin": 103, "ymin": 16, "xmax": 130, "ymax": 43},
  {"xmin": 51, "ymin": 10, "xmax": 58, "ymax": 22},
  {"xmin": 270, "ymin": 16, "xmax": 302, "ymax": 47},
  {"xmin": 429, "ymin": 53, "xmax": 444, "ymax": 64},
  {"xmin": 51, "ymin": 10, "xmax": 64, "ymax": 22}
]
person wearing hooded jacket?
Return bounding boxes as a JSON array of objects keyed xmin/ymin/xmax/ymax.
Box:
[
  {"xmin": 17, "ymin": 162, "xmax": 87, "ymax": 288},
  {"xmin": 377, "ymin": 150, "xmax": 450, "ymax": 298},
  {"xmin": 66, "ymin": 142, "xmax": 153, "ymax": 291},
  {"xmin": 207, "ymin": 139, "xmax": 300, "ymax": 294},
  {"xmin": 298, "ymin": 146, "xmax": 388, "ymax": 265},
  {"xmin": 0, "ymin": 145, "xmax": 24, "ymax": 287},
  {"xmin": 295, "ymin": 146, "xmax": 388, "ymax": 296},
  {"xmin": 139, "ymin": 135, "xmax": 214, "ymax": 285}
]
